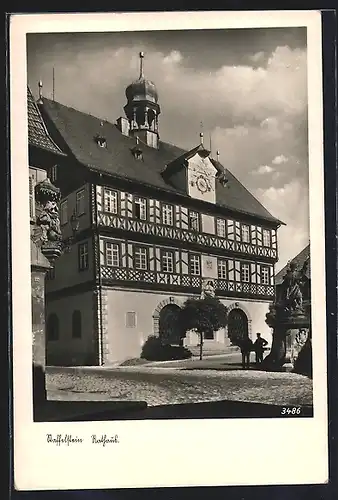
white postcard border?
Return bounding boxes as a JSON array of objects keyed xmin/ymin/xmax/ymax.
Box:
[{"xmin": 10, "ymin": 10, "xmax": 328, "ymax": 490}]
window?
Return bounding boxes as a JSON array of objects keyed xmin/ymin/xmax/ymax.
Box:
[
  {"xmin": 241, "ymin": 263, "xmax": 250, "ymax": 283},
  {"xmin": 103, "ymin": 189, "xmax": 118, "ymax": 214},
  {"xmin": 161, "ymin": 250, "xmax": 174, "ymax": 273},
  {"xmin": 78, "ymin": 242, "xmax": 89, "ymax": 271},
  {"xmin": 72, "ymin": 310, "xmax": 82, "ymax": 339},
  {"xmin": 50, "ymin": 165, "xmax": 57, "ymax": 183},
  {"xmin": 47, "ymin": 314, "xmax": 59, "ymax": 341},
  {"xmin": 76, "ymin": 189, "xmax": 86, "ymax": 215},
  {"xmin": 261, "ymin": 266, "xmax": 270, "ymax": 285},
  {"xmin": 189, "ymin": 211, "xmax": 200, "ymax": 231},
  {"xmin": 46, "ymin": 267, "xmax": 55, "ymax": 280},
  {"xmin": 263, "ymin": 229, "xmax": 271, "ymax": 247},
  {"xmin": 218, "ymin": 259, "xmax": 227, "ymax": 279},
  {"xmin": 29, "ymin": 176, "xmax": 35, "ymax": 220},
  {"xmin": 95, "ymin": 135, "xmax": 107, "ymax": 148},
  {"xmin": 134, "ymin": 246, "xmax": 148, "ymax": 270},
  {"xmin": 216, "ymin": 218, "xmax": 226, "ymax": 238},
  {"xmin": 162, "ymin": 204, "xmax": 174, "ymax": 226},
  {"xmin": 189, "ymin": 254, "xmax": 201, "ymax": 276},
  {"xmin": 105, "ymin": 242, "xmax": 120, "ymax": 267},
  {"xmin": 241, "ymin": 224, "xmax": 250, "ymax": 243},
  {"xmin": 204, "ymin": 331, "xmax": 215, "ymax": 340},
  {"xmin": 60, "ymin": 200, "xmax": 68, "ymax": 225},
  {"xmin": 134, "ymin": 197, "xmax": 147, "ymax": 220},
  {"xmin": 126, "ymin": 312, "xmax": 137, "ymax": 329}
]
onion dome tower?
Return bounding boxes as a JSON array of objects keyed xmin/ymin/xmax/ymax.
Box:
[{"xmin": 124, "ymin": 52, "xmax": 161, "ymax": 149}]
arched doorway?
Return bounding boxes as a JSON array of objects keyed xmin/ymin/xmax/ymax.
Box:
[
  {"xmin": 227, "ymin": 308, "xmax": 249, "ymax": 346},
  {"xmin": 159, "ymin": 304, "xmax": 181, "ymax": 345}
]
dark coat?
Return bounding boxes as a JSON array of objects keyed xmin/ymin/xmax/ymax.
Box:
[
  {"xmin": 240, "ymin": 337, "xmax": 253, "ymax": 354},
  {"xmin": 253, "ymin": 337, "xmax": 268, "ymax": 352}
]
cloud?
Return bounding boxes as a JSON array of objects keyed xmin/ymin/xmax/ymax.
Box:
[
  {"xmin": 255, "ymin": 180, "xmax": 309, "ymax": 271},
  {"xmin": 272, "ymin": 154, "xmax": 288, "ymax": 164},
  {"xmin": 253, "ymin": 165, "xmax": 274, "ymax": 175},
  {"xmin": 249, "ymin": 51, "xmax": 265, "ymax": 63},
  {"xmin": 163, "ymin": 50, "xmax": 183, "ymax": 65},
  {"xmin": 223, "ymin": 125, "xmax": 249, "ymax": 137}
]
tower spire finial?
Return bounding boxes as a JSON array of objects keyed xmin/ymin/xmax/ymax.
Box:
[
  {"xmin": 37, "ymin": 80, "xmax": 43, "ymax": 103},
  {"xmin": 200, "ymin": 121, "xmax": 204, "ymax": 145},
  {"xmin": 139, "ymin": 51, "xmax": 145, "ymax": 79}
]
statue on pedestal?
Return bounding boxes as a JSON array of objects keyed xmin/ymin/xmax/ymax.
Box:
[
  {"xmin": 32, "ymin": 177, "xmax": 63, "ymax": 264},
  {"xmin": 201, "ymin": 279, "xmax": 215, "ymax": 299},
  {"xmin": 264, "ymin": 256, "xmax": 311, "ymax": 374},
  {"xmin": 278, "ymin": 262, "xmax": 303, "ymax": 312},
  {"xmin": 36, "ymin": 199, "xmax": 62, "ymax": 243}
]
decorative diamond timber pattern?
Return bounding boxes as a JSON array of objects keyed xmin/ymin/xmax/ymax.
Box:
[
  {"xmin": 100, "ymin": 266, "xmax": 273, "ymax": 298},
  {"xmin": 97, "ymin": 213, "xmax": 277, "ymax": 261},
  {"xmin": 181, "ymin": 275, "xmax": 190, "ymax": 287}
]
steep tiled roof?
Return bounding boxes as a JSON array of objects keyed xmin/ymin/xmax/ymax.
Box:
[
  {"xmin": 27, "ymin": 87, "xmax": 65, "ymax": 156},
  {"xmin": 40, "ymin": 97, "xmax": 283, "ymax": 225},
  {"xmin": 275, "ymin": 244, "xmax": 310, "ymax": 285}
]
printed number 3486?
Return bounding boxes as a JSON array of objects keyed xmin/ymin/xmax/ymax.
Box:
[{"xmin": 281, "ymin": 407, "xmax": 301, "ymax": 415}]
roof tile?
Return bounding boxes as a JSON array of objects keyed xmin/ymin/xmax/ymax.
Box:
[{"xmin": 27, "ymin": 87, "xmax": 65, "ymax": 156}]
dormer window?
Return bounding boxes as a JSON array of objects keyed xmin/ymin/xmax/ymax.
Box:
[
  {"xmin": 131, "ymin": 145, "xmax": 143, "ymax": 161},
  {"xmin": 94, "ymin": 134, "xmax": 107, "ymax": 148}
]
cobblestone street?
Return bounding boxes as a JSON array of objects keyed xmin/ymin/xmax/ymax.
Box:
[{"xmin": 47, "ymin": 363, "xmax": 313, "ymax": 407}]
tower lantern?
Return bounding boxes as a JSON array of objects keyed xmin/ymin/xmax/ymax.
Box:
[{"xmin": 124, "ymin": 52, "xmax": 161, "ymax": 149}]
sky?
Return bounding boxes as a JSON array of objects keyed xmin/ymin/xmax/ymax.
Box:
[{"xmin": 27, "ymin": 28, "xmax": 309, "ymax": 272}]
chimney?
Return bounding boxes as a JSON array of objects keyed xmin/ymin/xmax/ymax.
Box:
[{"xmin": 116, "ymin": 116, "xmax": 130, "ymax": 136}]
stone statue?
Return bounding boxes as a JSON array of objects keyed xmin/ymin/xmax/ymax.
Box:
[
  {"xmin": 277, "ymin": 262, "xmax": 304, "ymax": 313},
  {"xmin": 36, "ymin": 200, "xmax": 62, "ymax": 243},
  {"xmin": 201, "ymin": 280, "xmax": 215, "ymax": 299},
  {"xmin": 32, "ymin": 176, "xmax": 63, "ymax": 264},
  {"xmin": 298, "ymin": 256, "xmax": 310, "ymax": 301}
]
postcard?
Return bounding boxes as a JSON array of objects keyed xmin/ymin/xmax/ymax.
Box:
[{"xmin": 10, "ymin": 10, "xmax": 328, "ymax": 490}]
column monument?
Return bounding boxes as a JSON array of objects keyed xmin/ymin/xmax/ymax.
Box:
[
  {"xmin": 263, "ymin": 258, "xmax": 312, "ymax": 375},
  {"xmin": 31, "ymin": 176, "xmax": 63, "ymax": 406}
]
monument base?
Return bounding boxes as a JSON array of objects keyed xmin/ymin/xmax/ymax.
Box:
[
  {"xmin": 263, "ymin": 310, "xmax": 311, "ymax": 376},
  {"xmin": 282, "ymin": 362, "xmax": 294, "ymax": 372}
]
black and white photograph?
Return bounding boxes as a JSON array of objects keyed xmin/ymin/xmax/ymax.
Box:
[{"xmin": 11, "ymin": 10, "xmax": 329, "ymax": 490}]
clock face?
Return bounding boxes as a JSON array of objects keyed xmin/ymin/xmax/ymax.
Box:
[{"xmin": 196, "ymin": 175, "xmax": 209, "ymax": 193}]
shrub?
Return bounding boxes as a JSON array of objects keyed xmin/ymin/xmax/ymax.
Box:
[
  {"xmin": 179, "ymin": 297, "xmax": 228, "ymax": 359},
  {"xmin": 141, "ymin": 335, "xmax": 192, "ymax": 361}
]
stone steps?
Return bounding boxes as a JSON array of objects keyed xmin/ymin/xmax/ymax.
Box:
[{"xmin": 187, "ymin": 344, "xmax": 240, "ymax": 357}]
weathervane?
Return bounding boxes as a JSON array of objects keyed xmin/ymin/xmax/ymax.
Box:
[{"xmin": 139, "ymin": 51, "xmax": 145, "ymax": 79}]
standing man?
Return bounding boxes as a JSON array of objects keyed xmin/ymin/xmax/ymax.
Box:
[
  {"xmin": 253, "ymin": 333, "xmax": 268, "ymax": 365},
  {"xmin": 240, "ymin": 336, "xmax": 253, "ymax": 369}
]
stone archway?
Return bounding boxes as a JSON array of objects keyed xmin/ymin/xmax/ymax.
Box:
[
  {"xmin": 153, "ymin": 297, "xmax": 184, "ymax": 345},
  {"xmin": 226, "ymin": 302, "xmax": 252, "ymax": 346},
  {"xmin": 227, "ymin": 302, "xmax": 252, "ymax": 336},
  {"xmin": 228, "ymin": 308, "xmax": 249, "ymax": 346},
  {"xmin": 159, "ymin": 304, "xmax": 181, "ymax": 345}
]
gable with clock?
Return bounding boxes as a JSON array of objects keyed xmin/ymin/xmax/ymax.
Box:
[{"xmin": 187, "ymin": 152, "xmax": 217, "ymax": 204}]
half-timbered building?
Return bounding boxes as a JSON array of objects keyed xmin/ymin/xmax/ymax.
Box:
[{"xmin": 35, "ymin": 53, "xmax": 284, "ymax": 365}]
